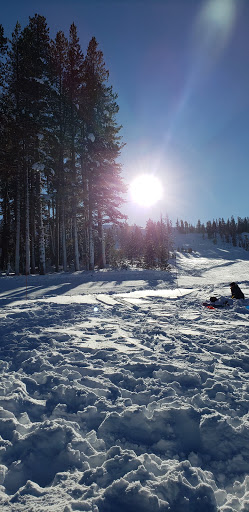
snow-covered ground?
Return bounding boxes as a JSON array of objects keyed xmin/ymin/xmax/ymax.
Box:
[{"xmin": 0, "ymin": 234, "xmax": 249, "ymax": 511}]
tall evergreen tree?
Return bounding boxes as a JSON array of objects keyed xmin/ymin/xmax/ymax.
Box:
[
  {"xmin": 22, "ymin": 14, "xmax": 53, "ymax": 274},
  {"xmin": 196, "ymin": 219, "xmax": 201, "ymax": 233},
  {"xmin": 6, "ymin": 23, "xmax": 23, "ymax": 274},
  {"xmin": 5, "ymin": 15, "xmax": 53, "ymax": 274},
  {"xmin": 0, "ymin": 24, "xmax": 7, "ymax": 88},
  {"xmin": 81, "ymin": 37, "xmax": 126, "ymax": 270},
  {"xmin": 0, "ymin": 25, "xmax": 9, "ymax": 270},
  {"xmin": 230, "ymin": 216, "xmax": 237, "ymax": 246},
  {"xmin": 144, "ymin": 219, "xmax": 157, "ymax": 267},
  {"xmin": 50, "ymin": 30, "xmax": 69, "ymax": 271},
  {"xmin": 64, "ymin": 23, "xmax": 84, "ymax": 271}
]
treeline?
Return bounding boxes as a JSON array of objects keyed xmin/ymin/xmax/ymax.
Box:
[
  {"xmin": 176, "ymin": 216, "xmax": 249, "ymax": 250},
  {"xmin": 0, "ymin": 15, "xmax": 126, "ymax": 274},
  {"xmin": 105, "ymin": 217, "xmax": 173, "ymax": 269}
]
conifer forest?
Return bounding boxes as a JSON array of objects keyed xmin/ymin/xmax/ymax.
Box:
[
  {"xmin": 0, "ymin": 15, "xmax": 127, "ymax": 274},
  {"xmin": 1, "ymin": 16, "xmax": 249, "ymax": 276}
]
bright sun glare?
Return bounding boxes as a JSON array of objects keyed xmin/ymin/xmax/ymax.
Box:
[{"xmin": 130, "ymin": 174, "xmax": 163, "ymax": 207}]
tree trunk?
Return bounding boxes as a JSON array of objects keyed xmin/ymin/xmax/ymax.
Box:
[
  {"xmin": 84, "ymin": 224, "xmax": 90, "ymax": 271},
  {"xmin": 62, "ymin": 205, "xmax": 67, "ymax": 272},
  {"xmin": 81, "ymin": 155, "xmax": 89, "ymax": 270},
  {"xmin": 88, "ymin": 183, "xmax": 94, "ymax": 271},
  {"xmin": 73, "ymin": 215, "xmax": 80, "ymax": 271},
  {"xmin": 30, "ymin": 170, "xmax": 36, "ymax": 274},
  {"xmin": 15, "ymin": 183, "xmax": 21, "ymax": 275},
  {"xmin": 55, "ymin": 194, "xmax": 60, "ymax": 272},
  {"xmin": 37, "ymin": 173, "xmax": 46, "ymax": 275},
  {"xmin": 97, "ymin": 210, "xmax": 106, "ymax": 269},
  {"xmin": 25, "ymin": 167, "xmax": 30, "ymax": 275},
  {"xmin": 71, "ymin": 141, "xmax": 80, "ymax": 271},
  {"xmin": 89, "ymin": 221, "xmax": 94, "ymax": 271}
]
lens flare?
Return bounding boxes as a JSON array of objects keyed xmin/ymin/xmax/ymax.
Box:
[
  {"xmin": 130, "ymin": 174, "xmax": 163, "ymax": 207},
  {"xmin": 194, "ymin": 0, "xmax": 237, "ymax": 62}
]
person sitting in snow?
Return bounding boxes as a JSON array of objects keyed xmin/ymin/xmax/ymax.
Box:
[
  {"xmin": 206, "ymin": 283, "xmax": 245, "ymax": 308},
  {"xmin": 230, "ymin": 282, "xmax": 244, "ymax": 300},
  {"xmin": 209, "ymin": 296, "xmax": 231, "ymax": 306}
]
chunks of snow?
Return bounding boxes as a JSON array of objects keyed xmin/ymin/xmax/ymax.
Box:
[{"xmin": 0, "ymin": 235, "xmax": 249, "ymax": 510}]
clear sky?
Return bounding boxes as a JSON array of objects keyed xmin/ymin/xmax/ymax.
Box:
[{"xmin": 1, "ymin": 0, "xmax": 249, "ymax": 227}]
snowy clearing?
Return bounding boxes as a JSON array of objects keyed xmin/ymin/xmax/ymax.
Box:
[{"xmin": 0, "ymin": 234, "xmax": 249, "ymax": 511}]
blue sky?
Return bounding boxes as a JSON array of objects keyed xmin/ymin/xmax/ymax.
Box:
[{"xmin": 1, "ymin": 0, "xmax": 249, "ymax": 226}]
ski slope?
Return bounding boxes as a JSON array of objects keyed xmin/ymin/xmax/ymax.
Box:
[{"xmin": 0, "ymin": 233, "xmax": 249, "ymax": 511}]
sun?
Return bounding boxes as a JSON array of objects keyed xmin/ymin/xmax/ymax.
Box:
[{"xmin": 130, "ymin": 174, "xmax": 163, "ymax": 207}]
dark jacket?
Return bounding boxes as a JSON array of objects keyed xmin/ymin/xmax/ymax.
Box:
[{"xmin": 230, "ymin": 283, "xmax": 244, "ymax": 299}]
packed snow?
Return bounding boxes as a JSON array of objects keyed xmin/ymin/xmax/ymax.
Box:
[{"xmin": 0, "ymin": 233, "xmax": 249, "ymax": 511}]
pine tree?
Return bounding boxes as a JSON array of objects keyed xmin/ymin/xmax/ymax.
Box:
[
  {"xmin": 180, "ymin": 220, "xmax": 184, "ymax": 233},
  {"xmin": 1, "ymin": 23, "xmax": 23, "ymax": 273},
  {"xmin": 50, "ymin": 30, "xmax": 69, "ymax": 271},
  {"xmin": 6, "ymin": 15, "xmax": 53, "ymax": 274},
  {"xmin": 237, "ymin": 217, "xmax": 243, "ymax": 235},
  {"xmin": 218, "ymin": 218, "xmax": 226, "ymax": 241},
  {"xmin": 80, "ymin": 37, "xmax": 126, "ymax": 269},
  {"xmin": 0, "ymin": 25, "xmax": 9, "ymax": 271},
  {"xmin": 212, "ymin": 220, "xmax": 217, "ymax": 239},
  {"xmin": 105, "ymin": 226, "xmax": 118, "ymax": 267},
  {"xmin": 9, "ymin": 24, "xmax": 22, "ymax": 274},
  {"xmin": 230, "ymin": 216, "xmax": 237, "ymax": 246},
  {"xmin": 0, "ymin": 24, "xmax": 7, "ymax": 87},
  {"xmin": 23, "ymin": 14, "xmax": 53, "ymax": 274},
  {"xmin": 129, "ymin": 225, "xmax": 144, "ymax": 264},
  {"xmin": 206, "ymin": 220, "xmax": 212, "ymax": 239},
  {"xmin": 225, "ymin": 218, "xmax": 230, "ymax": 244},
  {"xmin": 65, "ymin": 23, "xmax": 84, "ymax": 271},
  {"xmin": 144, "ymin": 219, "xmax": 157, "ymax": 267},
  {"xmin": 196, "ymin": 219, "xmax": 201, "ymax": 233}
]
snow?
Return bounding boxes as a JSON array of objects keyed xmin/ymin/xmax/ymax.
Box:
[
  {"xmin": 88, "ymin": 133, "xmax": 95, "ymax": 142},
  {"xmin": 0, "ymin": 234, "xmax": 249, "ymax": 511}
]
